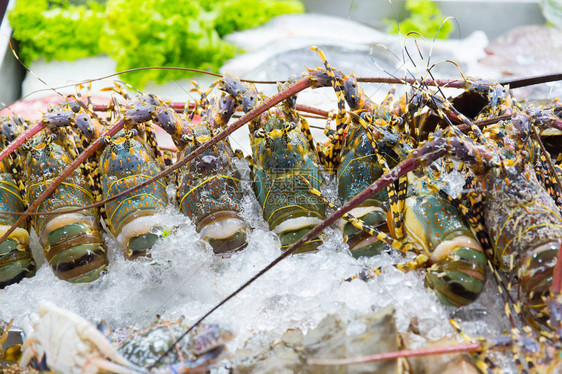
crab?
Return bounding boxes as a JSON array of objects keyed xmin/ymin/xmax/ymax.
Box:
[{"xmin": 19, "ymin": 301, "xmax": 146, "ymax": 374}]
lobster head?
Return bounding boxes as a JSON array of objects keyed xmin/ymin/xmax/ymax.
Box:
[{"xmin": 251, "ymin": 110, "xmax": 307, "ymax": 171}]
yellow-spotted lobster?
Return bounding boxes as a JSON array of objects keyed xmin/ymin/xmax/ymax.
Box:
[{"xmin": 0, "ymin": 47, "xmax": 562, "ymax": 372}]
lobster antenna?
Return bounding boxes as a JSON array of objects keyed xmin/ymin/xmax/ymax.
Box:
[
  {"xmin": 408, "ymin": 34, "xmax": 450, "ymax": 102},
  {"xmin": 113, "ymin": 80, "xmax": 143, "ymax": 96},
  {"xmin": 426, "ymin": 16, "xmax": 460, "ymax": 68},
  {"xmin": 0, "ymin": 66, "xmax": 283, "ymax": 113},
  {"xmin": 366, "ymin": 43, "xmax": 419, "ymax": 104},
  {"xmin": 363, "ymin": 25, "xmax": 428, "ymax": 110},
  {"xmin": 0, "ymin": 101, "xmax": 18, "ymax": 117},
  {"xmin": 387, "ymin": 0, "xmax": 406, "ymax": 66},
  {"xmin": 8, "ymin": 38, "xmax": 65, "ymax": 99},
  {"xmin": 400, "ymin": 33, "xmax": 494, "ymax": 147}
]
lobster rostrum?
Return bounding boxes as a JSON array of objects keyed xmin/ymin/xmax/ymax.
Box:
[
  {"xmin": 0, "ymin": 116, "xmax": 35, "ymax": 289},
  {"xmin": 220, "ymin": 73, "xmax": 328, "ymax": 253}
]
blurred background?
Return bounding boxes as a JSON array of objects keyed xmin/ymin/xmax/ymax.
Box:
[{"xmin": 0, "ymin": 0, "xmax": 560, "ymax": 111}]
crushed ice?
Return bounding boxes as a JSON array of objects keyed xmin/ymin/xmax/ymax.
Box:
[{"xmin": 0, "ymin": 168, "xmax": 512, "ymax": 370}]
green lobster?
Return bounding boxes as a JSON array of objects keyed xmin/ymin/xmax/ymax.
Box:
[
  {"xmin": 23, "ymin": 123, "xmax": 108, "ymax": 283},
  {"xmin": 173, "ymin": 91, "xmax": 249, "ymax": 254},
  {"xmin": 44, "ymin": 92, "xmax": 169, "ymax": 260},
  {"xmin": 334, "ymin": 90, "xmax": 408, "ymax": 258},
  {"xmin": 94, "ymin": 96, "xmax": 169, "ymax": 259},
  {"xmin": 313, "ymin": 48, "xmax": 486, "ymax": 307},
  {"xmin": 0, "ymin": 116, "xmax": 35, "ymax": 289},
  {"xmin": 220, "ymin": 73, "xmax": 327, "ymax": 253},
  {"xmin": 117, "ymin": 88, "xmax": 251, "ymax": 254},
  {"xmin": 98, "ymin": 130, "xmax": 168, "ymax": 258}
]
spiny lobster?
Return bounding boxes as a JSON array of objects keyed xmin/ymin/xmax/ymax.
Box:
[{"xmin": 0, "ymin": 47, "xmax": 561, "ymax": 372}]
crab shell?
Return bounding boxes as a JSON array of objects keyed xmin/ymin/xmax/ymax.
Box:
[{"xmin": 19, "ymin": 301, "xmax": 145, "ymax": 374}]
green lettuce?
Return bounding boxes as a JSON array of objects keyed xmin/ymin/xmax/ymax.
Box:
[
  {"xmin": 8, "ymin": 0, "xmax": 105, "ymax": 63},
  {"xmin": 9, "ymin": 0, "xmax": 304, "ymax": 88},
  {"xmin": 101, "ymin": 0, "xmax": 238, "ymax": 88},
  {"xmin": 207, "ymin": 0, "xmax": 305, "ymax": 36},
  {"xmin": 386, "ymin": 0, "xmax": 454, "ymax": 39}
]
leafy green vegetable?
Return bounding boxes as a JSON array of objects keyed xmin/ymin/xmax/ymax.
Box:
[
  {"xmin": 386, "ymin": 0, "xmax": 453, "ymax": 39},
  {"xmin": 208, "ymin": 0, "xmax": 305, "ymax": 36},
  {"xmin": 101, "ymin": 0, "xmax": 238, "ymax": 88},
  {"xmin": 9, "ymin": 0, "xmax": 304, "ymax": 88},
  {"xmin": 8, "ymin": 0, "xmax": 105, "ymax": 63}
]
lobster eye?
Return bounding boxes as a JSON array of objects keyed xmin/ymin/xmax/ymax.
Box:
[
  {"xmin": 284, "ymin": 122, "xmax": 296, "ymax": 132},
  {"xmin": 361, "ymin": 112, "xmax": 373, "ymax": 123},
  {"xmin": 68, "ymin": 101, "xmax": 81, "ymax": 113},
  {"xmin": 254, "ymin": 129, "xmax": 266, "ymax": 138}
]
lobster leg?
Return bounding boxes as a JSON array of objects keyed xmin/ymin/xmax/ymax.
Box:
[
  {"xmin": 310, "ymin": 47, "xmax": 351, "ymax": 171},
  {"xmin": 299, "ymin": 175, "xmax": 412, "ymax": 254}
]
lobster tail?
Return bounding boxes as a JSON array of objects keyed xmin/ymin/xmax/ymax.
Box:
[
  {"xmin": 424, "ymin": 234, "xmax": 487, "ymax": 307},
  {"xmin": 196, "ymin": 212, "xmax": 248, "ymax": 254},
  {"xmin": 518, "ymin": 240, "xmax": 559, "ymax": 315},
  {"xmin": 40, "ymin": 213, "xmax": 107, "ymax": 282},
  {"xmin": 0, "ymin": 173, "xmax": 35, "ymax": 288},
  {"xmin": 340, "ymin": 204, "xmax": 389, "ymax": 258},
  {"xmin": 0, "ymin": 230, "xmax": 34, "ymax": 288}
]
